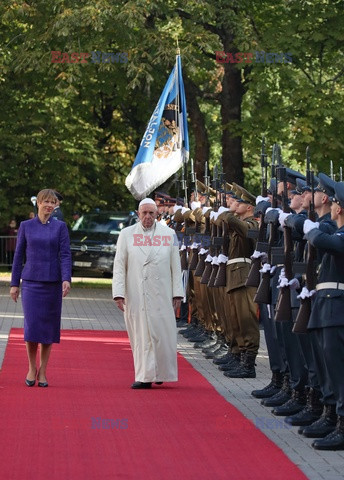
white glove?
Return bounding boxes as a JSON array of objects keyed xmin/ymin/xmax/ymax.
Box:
[
  {"xmin": 181, "ymin": 207, "xmax": 190, "ymax": 215},
  {"xmin": 173, "ymin": 205, "xmax": 182, "ymax": 213},
  {"xmin": 303, "ymin": 219, "xmax": 319, "ymax": 234},
  {"xmin": 218, "ymin": 206, "xmax": 229, "ymax": 214},
  {"xmin": 256, "ymin": 195, "xmax": 270, "ymax": 205},
  {"xmin": 217, "ymin": 254, "xmax": 228, "ymax": 264},
  {"xmin": 288, "ymin": 278, "xmax": 300, "ymax": 290},
  {"xmin": 202, "ymin": 206, "xmax": 211, "ymax": 214},
  {"xmin": 199, "ymin": 248, "xmax": 208, "ymax": 255},
  {"xmin": 265, "ymin": 207, "xmax": 282, "ymax": 214},
  {"xmin": 279, "ymin": 211, "xmax": 292, "ymax": 227},
  {"xmin": 277, "ymin": 269, "xmax": 288, "ymax": 288},
  {"xmin": 210, "ymin": 211, "xmax": 219, "ymax": 221},
  {"xmin": 251, "ymin": 250, "xmax": 267, "ymax": 260},
  {"xmin": 211, "ymin": 256, "xmax": 219, "ymax": 265},
  {"xmin": 191, "ymin": 201, "xmax": 201, "ymax": 210},
  {"xmin": 190, "ymin": 242, "xmax": 200, "ymax": 249},
  {"xmin": 260, "ymin": 263, "xmax": 272, "ymax": 273},
  {"xmin": 205, "ymin": 254, "xmax": 213, "ymax": 263},
  {"xmin": 297, "ymin": 286, "xmax": 316, "ymax": 299}
]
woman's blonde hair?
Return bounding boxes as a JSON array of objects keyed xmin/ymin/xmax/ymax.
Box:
[{"xmin": 36, "ymin": 189, "xmax": 57, "ymax": 204}]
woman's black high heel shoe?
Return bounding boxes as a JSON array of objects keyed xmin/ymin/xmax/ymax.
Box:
[
  {"xmin": 38, "ymin": 381, "xmax": 48, "ymax": 388},
  {"xmin": 37, "ymin": 369, "xmax": 48, "ymax": 387},
  {"xmin": 25, "ymin": 378, "xmax": 35, "ymax": 387},
  {"xmin": 25, "ymin": 369, "xmax": 37, "ymax": 387}
]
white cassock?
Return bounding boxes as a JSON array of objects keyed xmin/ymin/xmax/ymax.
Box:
[{"xmin": 112, "ymin": 220, "xmax": 183, "ymax": 382}]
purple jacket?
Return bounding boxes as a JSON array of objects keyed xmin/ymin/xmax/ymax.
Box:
[{"xmin": 11, "ymin": 217, "xmax": 72, "ymax": 286}]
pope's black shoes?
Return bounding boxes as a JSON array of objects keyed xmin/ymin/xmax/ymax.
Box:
[
  {"xmin": 131, "ymin": 381, "xmax": 152, "ymax": 389},
  {"xmin": 312, "ymin": 416, "xmax": 344, "ymax": 450}
]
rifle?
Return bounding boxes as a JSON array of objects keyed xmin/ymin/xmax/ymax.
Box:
[
  {"xmin": 201, "ymin": 163, "xmax": 219, "ymax": 285},
  {"xmin": 212, "ymin": 158, "xmax": 229, "ymax": 287},
  {"xmin": 293, "ymin": 148, "xmax": 316, "ymax": 333},
  {"xmin": 254, "ymin": 143, "xmax": 278, "ymax": 304},
  {"xmin": 194, "ymin": 164, "xmax": 212, "ymax": 277},
  {"xmin": 207, "ymin": 162, "xmax": 222, "ymax": 287},
  {"xmin": 246, "ymin": 137, "xmax": 268, "ymax": 287},
  {"xmin": 179, "ymin": 159, "xmax": 189, "ymax": 270},
  {"xmin": 274, "ymin": 145, "xmax": 293, "ymax": 322},
  {"xmin": 188, "ymin": 158, "xmax": 202, "ymax": 271}
]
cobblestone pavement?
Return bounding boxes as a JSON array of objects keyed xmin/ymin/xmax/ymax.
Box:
[{"xmin": 0, "ymin": 280, "xmax": 343, "ymax": 480}]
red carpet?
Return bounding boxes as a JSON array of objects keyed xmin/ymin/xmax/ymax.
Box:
[{"xmin": 0, "ymin": 329, "xmax": 307, "ymax": 480}]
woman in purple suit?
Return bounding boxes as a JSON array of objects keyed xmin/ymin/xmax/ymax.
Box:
[{"xmin": 10, "ymin": 189, "xmax": 71, "ymax": 387}]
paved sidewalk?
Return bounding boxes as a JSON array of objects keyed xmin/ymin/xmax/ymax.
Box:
[{"xmin": 0, "ymin": 280, "xmax": 343, "ymax": 479}]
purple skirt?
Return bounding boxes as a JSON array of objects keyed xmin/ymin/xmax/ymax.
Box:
[{"xmin": 21, "ymin": 280, "xmax": 63, "ymax": 344}]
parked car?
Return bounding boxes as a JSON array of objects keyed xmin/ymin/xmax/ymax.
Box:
[{"xmin": 70, "ymin": 211, "xmax": 138, "ymax": 277}]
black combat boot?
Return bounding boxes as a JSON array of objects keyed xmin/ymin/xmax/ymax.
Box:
[
  {"xmin": 251, "ymin": 371, "xmax": 284, "ymax": 399},
  {"xmin": 191, "ymin": 329, "xmax": 212, "ymax": 345},
  {"xmin": 203, "ymin": 336, "xmax": 227, "ymax": 359},
  {"xmin": 218, "ymin": 353, "xmax": 241, "ymax": 371},
  {"xmin": 213, "ymin": 349, "xmax": 232, "ymax": 365},
  {"xmin": 212, "ymin": 343, "xmax": 229, "ymax": 359},
  {"xmin": 302, "ymin": 404, "xmax": 337, "ymax": 438},
  {"xmin": 312, "ymin": 415, "xmax": 344, "ymax": 450},
  {"xmin": 224, "ymin": 352, "xmax": 256, "ymax": 379},
  {"xmin": 261, "ymin": 373, "xmax": 291, "ymax": 407},
  {"xmin": 272, "ymin": 388, "xmax": 307, "ymax": 416},
  {"xmin": 285, "ymin": 388, "xmax": 323, "ymax": 426},
  {"xmin": 187, "ymin": 325, "xmax": 207, "ymax": 341},
  {"xmin": 214, "ymin": 350, "xmax": 238, "ymax": 365},
  {"xmin": 195, "ymin": 331, "xmax": 217, "ymax": 349},
  {"xmin": 180, "ymin": 323, "xmax": 199, "ymax": 337}
]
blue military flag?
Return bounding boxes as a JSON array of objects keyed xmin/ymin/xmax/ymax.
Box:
[{"xmin": 125, "ymin": 55, "xmax": 189, "ymax": 200}]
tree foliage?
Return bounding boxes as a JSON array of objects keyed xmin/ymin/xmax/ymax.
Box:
[{"xmin": 0, "ymin": 0, "xmax": 343, "ymax": 226}]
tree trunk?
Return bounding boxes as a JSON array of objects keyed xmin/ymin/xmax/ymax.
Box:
[
  {"xmin": 220, "ymin": 42, "xmax": 244, "ymax": 186},
  {"xmin": 184, "ymin": 78, "xmax": 210, "ymax": 181}
]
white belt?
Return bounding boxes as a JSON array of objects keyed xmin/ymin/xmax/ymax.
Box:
[
  {"xmin": 316, "ymin": 282, "xmax": 344, "ymax": 291},
  {"xmin": 226, "ymin": 257, "xmax": 252, "ymax": 266}
]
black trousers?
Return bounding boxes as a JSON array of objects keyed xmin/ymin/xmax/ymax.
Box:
[
  {"xmin": 321, "ymin": 326, "xmax": 344, "ymax": 417},
  {"xmin": 310, "ymin": 329, "xmax": 336, "ymax": 408}
]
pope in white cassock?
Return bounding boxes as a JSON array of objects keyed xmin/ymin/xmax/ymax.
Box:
[{"xmin": 112, "ymin": 198, "xmax": 183, "ymax": 389}]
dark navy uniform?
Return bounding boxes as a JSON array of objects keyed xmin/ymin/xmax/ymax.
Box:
[{"xmin": 306, "ymin": 180, "xmax": 344, "ymax": 450}]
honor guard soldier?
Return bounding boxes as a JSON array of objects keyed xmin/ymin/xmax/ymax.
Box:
[{"xmin": 303, "ymin": 180, "xmax": 344, "ymax": 450}]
